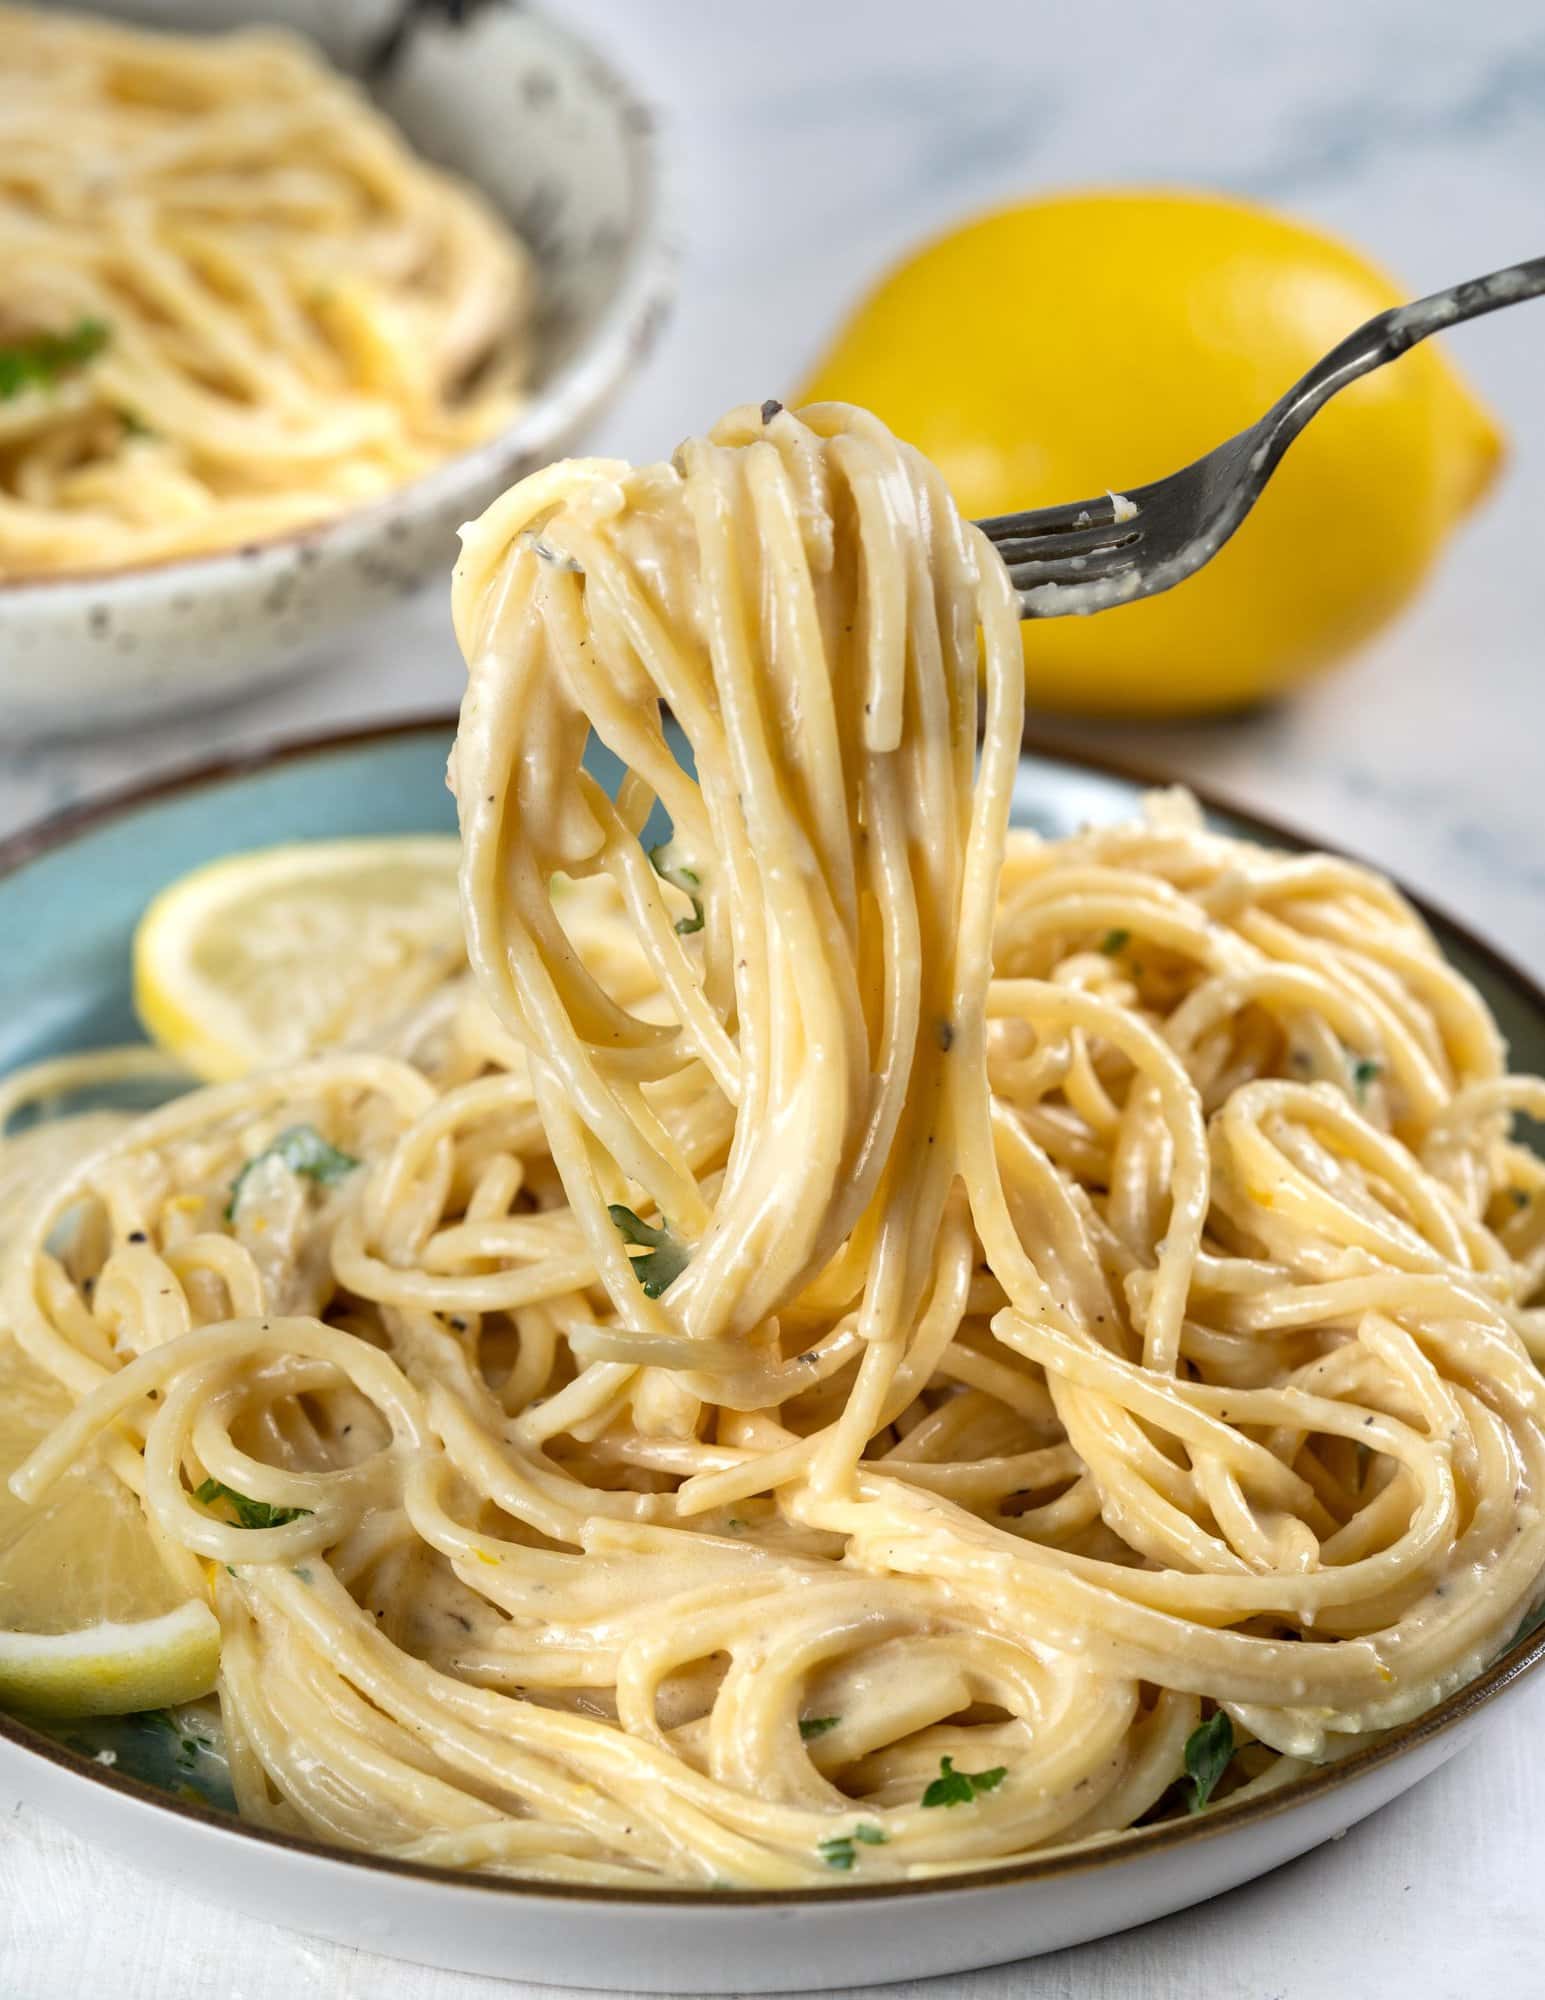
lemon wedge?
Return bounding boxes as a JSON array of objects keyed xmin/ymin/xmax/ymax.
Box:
[
  {"xmin": 133, "ymin": 835, "xmax": 462, "ymax": 1081},
  {"xmin": 0, "ymin": 1603, "xmax": 220, "ymax": 1719},
  {"xmin": 0, "ymin": 1330, "xmax": 219, "ymax": 1718}
]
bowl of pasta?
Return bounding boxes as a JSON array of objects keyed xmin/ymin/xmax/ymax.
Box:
[
  {"xmin": 0, "ymin": 0, "xmax": 670, "ymax": 734},
  {"xmin": 0, "ymin": 401, "xmax": 1543, "ymax": 1990}
]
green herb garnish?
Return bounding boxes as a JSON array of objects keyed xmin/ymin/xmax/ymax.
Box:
[
  {"xmin": 194, "ymin": 1477, "xmax": 312, "ymax": 1531},
  {"xmin": 1183, "ymin": 1710, "xmax": 1234, "ymax": 1812},
  {"xmin": 608, "ymin": 1205, "xmax": 689, "ymax": 1298},
  {"xmin": 225, "ymin": 1124, "xmax": 360, "ymax": 1220},
  {"xmin": 0, "ymin": 318, "xmax": 110, "ymax": 400},
  {"xmin": 138, "ymin": 1708, "xmax": 207, "ymax": 1769},
  {"xmin": 117, "ymin": 407, "xmax": 155, "ymax": 438},
  {"xmin": 920, "ymin": 1755, "xmax": 1007, "ymax": 1808},
  {"xmin": 817, "ymin": 1824, "xmax": 885, "ymax": 1869},
  {"xmin": 1350, "ymin": 1056, "xmax": 1381, "ymax": 1100},
  {"xmin": 1510, "ymin": 1187, "xmax": 1531, "ymax": 1211},
  {"xmin": 799, "ymin": 1715, "xmax": 840, "ymax": 1741},
  {"xmin": 649, "ymin": 843, "xmax": 704, "ymax": 935},
  {"xmin": 1099, "ymin": 928, "xmax": 1131, "ymax": 956}
]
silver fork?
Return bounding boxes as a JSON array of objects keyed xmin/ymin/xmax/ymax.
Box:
[{"xmin": 978, "ymin": 254, "xmax": 1545, "ymax": 619}]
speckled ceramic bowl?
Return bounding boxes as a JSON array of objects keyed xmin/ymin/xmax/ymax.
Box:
[{"xmin": 0, "ymin": 0, "xmax": 671, "ymax": 737}]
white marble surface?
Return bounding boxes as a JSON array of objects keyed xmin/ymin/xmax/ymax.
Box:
[{"xmin": 3, "ymin": 0, "xmax": 1545, "ymax": 1994}]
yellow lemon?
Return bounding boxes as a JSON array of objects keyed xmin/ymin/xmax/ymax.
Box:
[
  {"xmin": 133, "ymin": 835, "xmax": 463, "ymax": 1082},
  {"xmin": 796, "ymin": 189, "xmax": 1504, "ymax": 715},
  {"xmin": 0, "ymin": 1323, "xmax": 219, "ymax": 1717}
]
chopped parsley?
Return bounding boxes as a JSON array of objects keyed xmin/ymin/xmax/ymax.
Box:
[
  {"xmin": 1099, "ymin": 928, "xmax": 1131, "ymax": 956},
  {"xmin": 1183, "ymin": 1710, "xmax": 1234, "ymax": 1812},
  {"xmin": 1350, "ymin": 1056, "xmax": 1381, "ymax": 1100},
  {"xmin": 649, "ymin": 842, "xmax": 704, "ymax": 935},
  {"xmin": 225, "ymin": 1124, "xmax": 360, "ymax": 1219},
  {"xmin": 0, "ymin": 317, "xmax": 110, "ymax": 400},
  {"xmin": 194, "ymin": 1477, "xmax": 312, "ymax": 1531},
  {"xmin": 920, "ymin": 1755, "xmax": 1007, "ymax": 1808},
  {"xmin": 608, "ymin": 1205, "xmax": 689, "ymax": 1298},
  {"xmin": 799, "ymin": 1715, "xmax": 840, "ymax": 1741},
  {"xmin": 1510, "ymin": 1187, "xmax": 1531, "ymax": 1211},
  {"xmin": 817, "ymin": 1824, "xmax": 886, "ymax": 1869},
  {"xmin": 137, "ymin": 1708, "xmax": 207, "ymax": 1769}
]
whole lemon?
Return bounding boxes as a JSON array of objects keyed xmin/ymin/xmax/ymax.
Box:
[{"xmin": 796, "ymin": 189, "xmax": 1504, "ymax": 715}]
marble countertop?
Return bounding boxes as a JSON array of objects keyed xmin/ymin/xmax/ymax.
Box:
[{"xmin": 3, "ymin": 1, "xmax": 1543, "ymax": 1995}]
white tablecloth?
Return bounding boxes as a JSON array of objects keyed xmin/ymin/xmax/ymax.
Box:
[{"xmin": 4, "ymin": 2, "xmax": 1544, "ymax": 1993}]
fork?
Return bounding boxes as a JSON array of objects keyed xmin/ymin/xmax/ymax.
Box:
[{"xmin": 978, "ymin": 253, "xmax": 1545, "ymax": 618}]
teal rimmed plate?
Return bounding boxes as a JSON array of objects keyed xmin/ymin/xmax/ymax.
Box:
[{"xmin": 0, "ymin": 715, "xmax": 1541, "ymax": 1993}]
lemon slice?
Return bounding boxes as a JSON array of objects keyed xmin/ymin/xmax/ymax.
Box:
[
  {"xmin": 133, "ymin": 835, "xmax": 463, "ymax": 1081},
  {"xmin": 0, "ymin": 1331, "xmax": 219, "ymax": 1717},
  {"xmin": 0, "ymin": 1602, "xmax": 220, "ymax": 1719}
]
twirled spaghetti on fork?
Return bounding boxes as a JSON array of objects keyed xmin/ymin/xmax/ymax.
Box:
[{"xmin": 4, "ymin": 401, "xmax": 1544, "ymax": 1885}]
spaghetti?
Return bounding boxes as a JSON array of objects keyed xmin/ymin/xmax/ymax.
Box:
[
  {"xmin": 4, "ymin": 401, "xmax": 1545, "ymax": 1887},
  {"xmin": 0, "ymin": 6, "xmax": 533, "ymax": 578}
]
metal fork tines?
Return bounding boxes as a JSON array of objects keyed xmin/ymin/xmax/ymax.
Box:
[
  {"xmin": 978, "ymin": 495, "xmax": 1146, "ymax": 605},
  {"xmin": 977, "ymin": 251, "xmax": 1545, "ymax": 620}
]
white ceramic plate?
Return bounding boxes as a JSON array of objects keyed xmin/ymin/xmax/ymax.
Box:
[
  {"xmin": 0, "ymin": 1, "xmax": 672, "ymax": 737},
  {"xmin": 1, "ymin": 719, "xmax": 1542, "ymax": 1992}
]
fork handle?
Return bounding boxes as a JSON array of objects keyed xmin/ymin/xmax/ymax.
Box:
[{"xmin": 1264, "ymin": 255, "xmax": 1545, "ymax": 473}]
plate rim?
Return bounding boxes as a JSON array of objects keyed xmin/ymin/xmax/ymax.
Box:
[{"xmin": 2, "ymin": 707, "xmax": 1543, "ymax": 1910}]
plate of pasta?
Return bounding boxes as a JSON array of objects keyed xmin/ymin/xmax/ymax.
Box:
[
  {"xmin": 0, "ymin": 0, "xmax": 669, "ymax": 732},
  {"xmin": 0, "ymin": 403, "xmax": 1542, "ymax": 1992}
]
